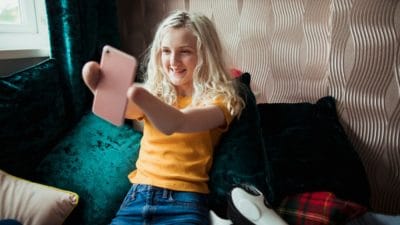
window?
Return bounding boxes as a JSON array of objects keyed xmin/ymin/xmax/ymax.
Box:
[{"xmin": 0, "ymin": 0, "xmax": 50, "ymax": 59}]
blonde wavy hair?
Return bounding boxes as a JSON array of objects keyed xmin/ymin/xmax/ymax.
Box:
[{"xmin": 143, "ymin": 10, "xmax": 245, "ymax": 117}]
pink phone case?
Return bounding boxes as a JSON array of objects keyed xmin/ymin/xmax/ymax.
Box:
[{"xmin": 92, "ymin": 45, "xmax": 137, "ymax": 126}]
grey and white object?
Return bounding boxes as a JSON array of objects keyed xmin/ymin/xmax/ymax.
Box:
[{"xmin": 227, "ymin": 184, "xmax": 288, "ymax": 225}]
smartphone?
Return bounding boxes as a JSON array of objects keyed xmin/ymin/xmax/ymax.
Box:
[{"xmin": 92, "ymin": 45, "xmax": 138, "ymax": 126}]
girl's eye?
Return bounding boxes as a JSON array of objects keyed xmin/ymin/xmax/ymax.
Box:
[
  {"xmin": 162, "ymin": 49, "xmax": 171, "ymax": 54},
  {"xmin": 181, "ymin": 50, "xmax": 191, "ymax": 54}
]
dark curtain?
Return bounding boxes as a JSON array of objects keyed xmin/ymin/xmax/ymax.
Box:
[{"xmin": 45, "ymin": 0, "xmax": 121, "ymax": 121}]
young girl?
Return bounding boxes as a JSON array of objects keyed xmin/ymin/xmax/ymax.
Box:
[{"xmin": 82, "ymin": 10, "xmax": 244, "ymax": 225}]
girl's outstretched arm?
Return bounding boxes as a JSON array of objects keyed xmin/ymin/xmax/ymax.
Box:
[{"xmin": 127, "ymin": 85, "xmax": 226, "ymax": 135}]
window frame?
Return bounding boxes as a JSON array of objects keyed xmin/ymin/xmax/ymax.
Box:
[{"xmin": 0, "ymin": 0, "xmax": 50, "ymax": 59}]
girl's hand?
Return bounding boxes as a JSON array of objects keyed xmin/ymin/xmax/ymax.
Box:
[{"xmin": 82, "ymin": 61, "xmax": 101, "ymax": 94}]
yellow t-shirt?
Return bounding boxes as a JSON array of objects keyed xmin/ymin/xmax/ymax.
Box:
[{"xmin": 128, "ymin": 96, "xmax": 232, "ymax": 193}]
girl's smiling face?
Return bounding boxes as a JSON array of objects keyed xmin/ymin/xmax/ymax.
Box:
[{"xmin": 161, "ymin": 28, "xmax": 198, "ymax": 96}]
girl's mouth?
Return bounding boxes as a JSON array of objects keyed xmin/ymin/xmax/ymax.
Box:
[{"xmin": 171, "ymin": 68, "xmax": 186, "ymax": 74}]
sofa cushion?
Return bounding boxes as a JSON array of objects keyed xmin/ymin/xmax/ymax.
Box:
[
  {"xmin": 258, "ymin": 96, "xmax": 370, "ymax": 207},
  {"xmin": 209, "ymin": 73, "xmax": 272, "ymax": 215},
  {"xmin": 35, "ymin": 113, "xmax": 142, "ymax": 225},
  {"xmin": 0, "ymin": 59, "xmax": 69, "ymax": 177},
  {"xmin": 0, "ymin": 169, "xmax": 78, "ymax": 225}
]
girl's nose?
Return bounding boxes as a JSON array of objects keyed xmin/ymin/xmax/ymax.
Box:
[{"xmin": 170, "ymin": 52, "xmax": 180, "ymax": 66}]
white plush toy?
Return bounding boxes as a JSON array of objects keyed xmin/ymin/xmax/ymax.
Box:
[
  {"xmin": 210, "ymin": 184, "xmax": 288, "ymax": 225},
  {"xmin": 209, "ymin": 210, "xmax": 232, "ymax": 225}
]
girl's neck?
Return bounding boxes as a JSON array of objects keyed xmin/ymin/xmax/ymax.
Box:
[{"xmin": 176, "ymin": 86, "xmax": 192, "ymax": 97}]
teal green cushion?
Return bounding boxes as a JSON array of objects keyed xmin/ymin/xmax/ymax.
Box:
[
  {"xmin": 209, "ymin": 73, "xmax": 272, "ymax": 216},
  {"xmin": 35, "ymin": 113, "xmax": 142, "ymax": 225},
  {"xmin": 0, "ymin": 59, "xmax": 68, "ymax": 177}
]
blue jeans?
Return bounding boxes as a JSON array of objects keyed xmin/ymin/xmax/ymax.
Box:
[
  {"xmin": 110, "ymin": 184, "xmax": 210, "ymax": 225},
  {"xmin": 0, "ymin": 220, "xmax": 23, "ymax": 225}
]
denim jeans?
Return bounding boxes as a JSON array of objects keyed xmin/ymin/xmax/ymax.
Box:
[
  {"xmin": 109, "ymin": 184, "xmax": 210, "ymax": 225},
  {"xmin": 0, "ymin": 220, "xmax": 23, "ymax": 225}
]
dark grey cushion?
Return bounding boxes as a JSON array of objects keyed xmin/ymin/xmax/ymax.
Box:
[
  {"xmin": 209, "ymin": 73, "xmax": 273, "ymax": 216},
  {"xmin": 258, "ymin": 96, "xmax": 370, "ymax": 207}
]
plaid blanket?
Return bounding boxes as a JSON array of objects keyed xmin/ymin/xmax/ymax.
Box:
[{"xmin": 277, "ymin": 192, "xmax": 368, "ymax": 225}]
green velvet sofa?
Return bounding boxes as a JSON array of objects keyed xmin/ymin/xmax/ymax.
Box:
[
  {"xmin": 0, "ymin": 61, "xmax": 268, "ymax": 225},
  {"xmin": 0, "ymin": 58, "xmax": 142, "ymax": 225},
  {"xmin": 0, "ymin": 58, "xmax": 373, "ymax": 225}
]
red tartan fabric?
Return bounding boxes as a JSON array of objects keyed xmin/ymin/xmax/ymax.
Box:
[{"xmin": 277, "ymin": 192, "xmax": 368, "ymax": 225}]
